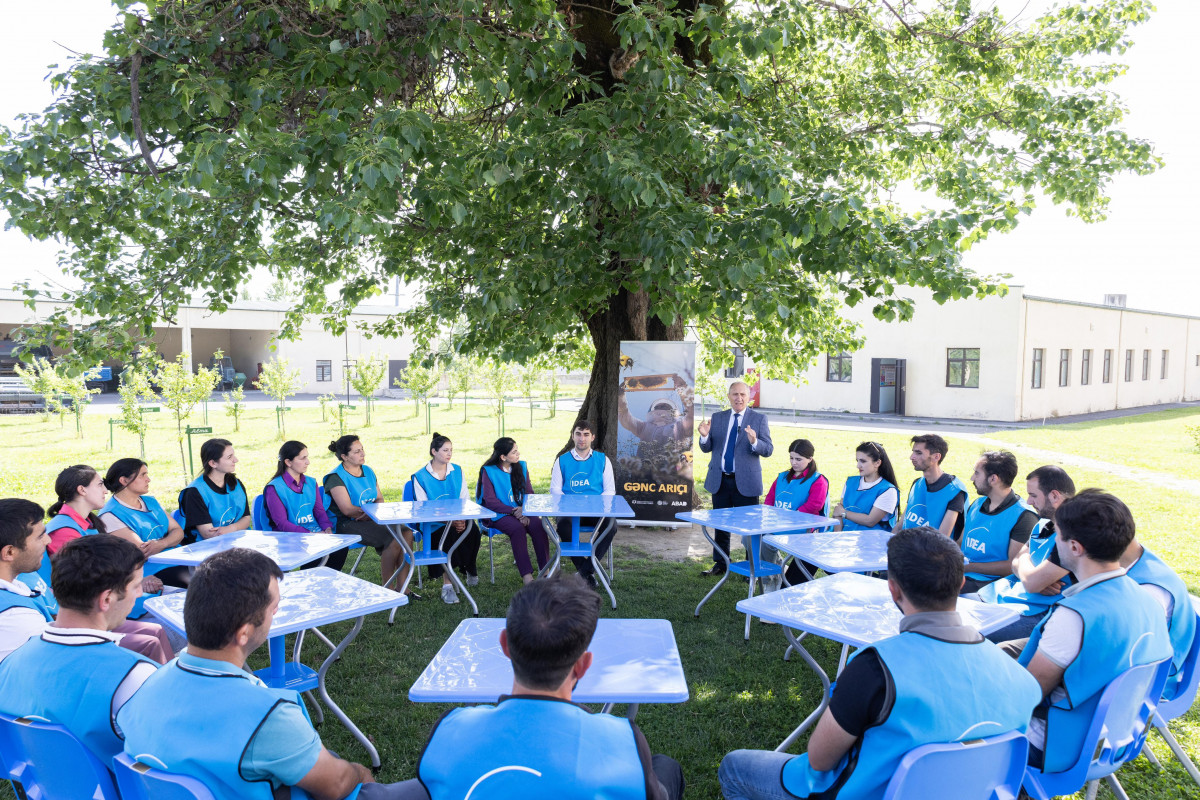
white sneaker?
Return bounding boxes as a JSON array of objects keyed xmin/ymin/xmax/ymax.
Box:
[
  {"xmin": 466, "ymin": 574, "xmax": 479, "ymax": 587},
  {"xmin": 441, "ymin": 584, "xmax": 460, "ymax": 604}
]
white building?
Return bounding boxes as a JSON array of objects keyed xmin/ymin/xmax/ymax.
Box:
[{"xmin": 755, "ymin": 286, "xmax": 1200, "ymax": 421}]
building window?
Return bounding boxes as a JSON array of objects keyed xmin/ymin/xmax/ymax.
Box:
[
  {"xmin": 1058, "ymin": 349, "xmax": 1071, "ymax": 387},
  {"xmin": 1081, "ymin": 349, "xmax": 1092, "ymax": 386},
  {"xmin": 1142, "ymin": 349, "xmax": 1151, "ymax": 381},
  {"xmin": 1124, "ymin": 349, "xmax": 1133, "ymax": 382},
  {"xmin": 946, "ymin": 348, "xmax": 980, "ymax": 388},
  {"xmin": 316, "ymin": 360, "xmax": 332, "ymax": 382},
  {"xmin": 826, "ymin": 352, "xmax": 853, "ymax": 383},
  {"xmin": 1102, "ymin": 349, "xmax": 1113, "ymax": 383},
  {"xmin": 1031, "ymin": 349, "xmax": 1044, "ymax": 389},
  {"xmin": 1161, "ymin": 350, "xmax": 1169, "ymax": 379}
]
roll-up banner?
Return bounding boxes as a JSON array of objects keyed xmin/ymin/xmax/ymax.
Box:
[{"xmin": 615, "ymin": 341, "xmax": 696, "ymax": 522}]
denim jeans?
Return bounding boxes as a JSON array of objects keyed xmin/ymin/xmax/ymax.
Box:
[{"xmin": 718, "ymin": 749, "xmax": 798, "ymax": 800}]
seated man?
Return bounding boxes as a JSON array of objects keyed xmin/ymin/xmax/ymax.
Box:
[
  {"xmin": 550, "ymin": 420, "xmax": 617, "ymax": 589},
  {"xmin": 719, "ymin": 527, "xmax": 1041, "ymax": 800},
  {"xmin": 1010, "ymin": 489, "xmax": 1172, "ymax": 772},
  {"xmin": 0, "ymin": 534, "xmax": 158, "ymax": 766},
  {"xmin": 0, "ymin": 498, "xmax": 54, "ymax": 663},
  {"xmin": 960, "ymin": 451, "xmax": 1040, "ymax": 593},
  {"xmin": 118, "ymin": 548, "xmax": 410, "ymax": 799},
  {"xmin": 416, "ymin": 574, "xmax": 685, "ymax": 800}
]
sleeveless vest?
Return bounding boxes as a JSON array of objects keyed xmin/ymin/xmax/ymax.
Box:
[
  {"xmin": 182, "ymin": 475, "xmax": 248, "ymax": 531},
  {"xmin": 419, "ymin": 697, "xmax": 648, "ymax": 800},
  {"xmin": 558, "ymin": 452, "xmax": 607, "ymax": 496},
  {"xmin": 772, "ymin": 470, "xmax": 822, "ymax": 512},
  {"xmin": 903, "ymin": 475, "xmax": 968, "ymax": 531},
  {"xmin": 0, "ymin": 634, "xmax": 155, "ymax": 765},
  {"xmin": 322, "ymin": 464, "xmax": 380, "ymax": 517},
  {"xmin": 45, "ymin": 513, "xmax": 89, "ymax": 553},
  {"xmin": 841, "ymin": 476, "xmax": 898, "ymax": 532},
  {"xmin": 266, "ymin": 476, "xmax": 321, "ymax": 532},
  {"xmin": 977, "ymin": 520, "xmax": 1072, "ymax": 615},
  {"xmin": 479, "ymin": 462, "xmax": 529, "ymax": 521},
  {"xmin": 783, "ymin": 632, "xmax": 1041, "ymax": 799},
  {"xmin": 1019, "ymin": 574, "xmax": 1172, "ymax": 773},
  {"xmin": 100, "ymin": 495, "xmax": 176, "ymax": 581},
  {"xmin": 118, "ymin": 657, "xmax": 312, "ymax": 800},
  {"xmin": 0, "ymin": 580, "xmax": 55, "ymax": 622},
  {"xmin": 1126, "ymin": 547, "xmax": 1197, "ymax": 701},
  {"xmin": 411, "ymin": 464, "xmax": 464, "ymax": 537},
  {"xmin": 961, "ymin": 496, "xmax": 1032, "ymax": 581}
]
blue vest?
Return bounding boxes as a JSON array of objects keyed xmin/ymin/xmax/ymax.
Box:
[
  {"xmin": 0, "ymin": 634, "xmax": 155, "ymax": 766},
  {"xmin": 1126, "ymin": 547, "xmax": 1197, "ymax": 701},
  {"xmin": 45, "ymin": 513, "xmax": 89, "ymax": 545},
  {"xmin": 557, "ymin": 451, "xmax": 607, "ymax": 495},
  {"xmin": 419, "ymin": 697, "xmax": 648, "ymax": 800},
  {"xmin": 961, "ymin": 496, "xmax": 1032, "ymax": 581},
  {"xmin": 772, "ymin": 470, "xmax": 822, "ymax": 512},
  {"xmin": 1019, "ymin": 574, "xmax": 1172, "ymax": 773},
  {"xmin": 479, "ymin": 463, "xmax": 529, "ymax": 521},
  {"xmin": 783, "ymin": 632, "xmax": 1041, "ymax": 799},
  {"xmin": 903, "ymin": 475, "xmax": 968, "ymax": 532},
  {"xmin": 0, "ymin": 580, "xmax": 55, "ymax": 622},
  {"xmin": 15, "ymin": 557, "xmax": 58, "ymax": 616},
  {"xmin": 841, "ymin": 476, "xmax": 898, "ymax": 532},
  {"xmin": 323, "ymin": 464, "xmax": 380, "ymax": 515},
  {"xmin": 100, "ymin": 495, "xmax": 176, "ymax": 582},
  {"xmin": 183, "ymin": 475, "xmax": 248, "ymax": 530},
  {"xmin": 118, "ymin": 657, "xmax": 310, "ymax": 800},
  {"xmin": 411, "ymin": 464, "xmax": 465, "ymax": 537},
  {"xmin": 978, "ymin": 520, "xmax": 1073, "ymax": 616},
  {"xmin": 267, "ymin": 476, "xmax": 321, "ymax": 532}
]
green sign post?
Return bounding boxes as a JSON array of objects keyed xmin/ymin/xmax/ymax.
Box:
[{"xmin": 185, "ymin": 426, "xmax": 214, "ymax": 475}]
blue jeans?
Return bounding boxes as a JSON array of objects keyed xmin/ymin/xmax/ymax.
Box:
[{"xmin": 719, "ymin": 749, "xmax": 797, "ymax": 800}]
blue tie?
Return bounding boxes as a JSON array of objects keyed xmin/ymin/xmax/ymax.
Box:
[{"xmin": 723, "ymin": 413, "xmax": 740, "ymax": 473}]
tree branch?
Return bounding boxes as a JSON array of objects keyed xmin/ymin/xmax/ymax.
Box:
[{"xmin": 129, "ymin": 52, "xmax": 160, "ymax": 181}]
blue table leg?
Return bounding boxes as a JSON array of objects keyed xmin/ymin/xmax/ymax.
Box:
[
  {"xmin": 694, "ymin": 525, "xmax": 731, "ymax": 617},
  {"xmin": 266, "ymin": 636, "xmax": 286, "ymax": 681}
]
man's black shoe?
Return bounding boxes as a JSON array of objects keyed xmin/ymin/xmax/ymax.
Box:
[{"xmin": 700, "ymin": 565, "xmax": 727, "ymax": 577}]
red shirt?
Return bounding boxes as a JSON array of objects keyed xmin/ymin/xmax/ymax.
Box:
[{"xmin": 46, "ymin": 505, "xmax": 93, "ymax": 555}]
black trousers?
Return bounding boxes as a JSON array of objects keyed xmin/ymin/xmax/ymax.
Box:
[
  {"xmin": 711, "ymin": 472, "xmax": 759, "ymax": 562},
  {"xmin": 429, "ymin": 520, "xmax": 482, "ymax": 579}
]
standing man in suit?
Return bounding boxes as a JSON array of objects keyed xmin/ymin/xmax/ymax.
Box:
[{"xmin": 698, "ymin": 381, "xmax": 774, "ymax": 576}]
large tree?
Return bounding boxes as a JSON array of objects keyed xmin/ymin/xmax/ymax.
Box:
[{"xmin": 1, "ymin": 0, "xmax": 1157, "ymax": 453}]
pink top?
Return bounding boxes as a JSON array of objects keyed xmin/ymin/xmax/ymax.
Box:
[
  {"xmin": 263, "ymin": 472, "xmax": 332, "ymax": 533},
  {"xmin": 763, "ymin": 470, "xmax": 829, "ymax": 515},
  {"xmin": 46, "ymin": 505, "xmax": 93, "ymax": 555}
]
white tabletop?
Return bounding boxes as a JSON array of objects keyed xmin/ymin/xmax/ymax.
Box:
[
  {"xmin": 765, "ymin": 531, "xmax": 892, "ymax": 573},
  {"xmin": 520, "ymin": 494, "xmax": 636, "ymax": 519},
  {"xmin": 409, "ymin": 618, "xmax": 689, "ymax": 704},
  {"xmin": 146, "ymin": 567, "xmax": 408, "ymax": 638},
  {"xmin": 362, "ymin": 499, "xmax": 493, "ymax": 525},
  {"xmin": 736, "ymin": 572, "xmax": 1018, "ymax": 647},
  {"xmin": 676, "ymin": 506, "xmax": 835, "ymax": 536},
  {"xmin": 146, "ymin": 531, "xmax": 360, "ymax": 571}
]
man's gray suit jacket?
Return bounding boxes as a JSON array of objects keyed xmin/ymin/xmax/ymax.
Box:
[{"xmin": 698, "ymin": 407, "xmax": 774, "ymax": 497}]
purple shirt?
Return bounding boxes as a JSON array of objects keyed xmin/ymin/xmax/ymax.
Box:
[
  {"xmin": 264, "ymin": 473, "xmax": 332, "ymax": 533},
  {"xmin": 478, "ymin": 465, "xmax": 535, "ymax": 516}
]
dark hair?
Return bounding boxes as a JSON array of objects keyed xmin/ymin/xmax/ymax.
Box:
[
  {"xmin": 328, "ymin": 435, "xmax": 360, "ymax": 462},
  {"xmin": 505, "ymin": 574, "xmax": 600, "ymax": 690},
  {"xmin": 184, "ymin": 549, "xmax": 284, "ymax": 650},
  {"xmin": 481, "ymin": 437, "xmax": 525, "ymax": 505},
  {"xmin": 1053, "ymin": 489, "xmax": 1135, "ymax": 563},
  {"xmin": 0, "ymin": 498, "xmax": 45, "ymax": 551},
  {"xmin": 910, "ymin": 434, "xmax": 949, "ymax": 464},
  {"xmin": 270, "ymin": 440, "xmax": 308, "ymax": 483},
  {"xmin": 1026, "ymin": 465, "xmax": 1075, "ymax": 498},
  {"xmin": 103, "ymin": 458, "xmax": 147, "ymax": 494},
  {"xmin": 788, "ymin": 439, "xmax": 817, "ymax": 478},
  {"xmin": 887, "ymin": 527, "xmax": 964, "ymax": 610},
  {"xmin": 429, "ymin": 432, "xmax": 451, "ymax": 459},
  {"xmin": 855, "ymin": 441, "xmax": 898, "ymax": 489},
  {"xmin": 200, "ymin": 438, "xmax": 235, "ymax": 478},
  {"xmin": 978, "ymin": 450, "xmax": 1019, "ymax": 488},
  {"xmin": 52, "ymin": 535, "xmax": 145, "ymax": 613},
  {"xmin": 572, "ymin": 420, "xmax": 595, "ymax": 435},
  {"xmin": 47, "ymin": 465, "xmax": 106, "ymax": 532}
]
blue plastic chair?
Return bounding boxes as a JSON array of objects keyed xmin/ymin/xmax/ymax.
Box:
[
  {"xmin": 882, "ymin": 729, "xmax": 1028, "ymax": 800},
  {"xmin": 1145, "ymin": 597, "xmax": 1200, "ymax": 786},
  {"xmin": 113, "ymin": 752, "xmax": 217, "ymax": 800},
  {"xmin": 170, "ymin": 508, "xmax": 186, "ymax": 531},
  {"xmin": 0, "ymin": 712, "xmax": 120, "ymax": 800},
  {"xmin": 251, "ymin": 494, "xmax": 270, "ymax": 530},
  {"xmin": 1022, "ymin": 656, "xmax": 1172, "ymax": 800}
]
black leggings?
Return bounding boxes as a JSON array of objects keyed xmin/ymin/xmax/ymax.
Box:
[{"xmin": 428, "ymin": 520, "xmax": 482, "ymax": 579}]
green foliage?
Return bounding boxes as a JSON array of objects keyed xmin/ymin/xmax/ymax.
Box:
[
  {"xmin": 223, "ymin": 385, "xmax": 246, "ymax": 432},
  {"xmin": 57, "ymin": 367, "xmax": 103, "ymax": 438},
  {"xmin": 154, "ymin": 351, "xmax": 221, "ymax": 477},
  {"xmin": 117, "ymin": 354, "xmax": 157, "ymax": 458},
  {"xmin": 13, "ymin": 356, "xmax": 67, "ymax": 426},
  {"xmin": 350, "ymin": 353, "xmax": 388, "ymax": 426},
  {"xmin": 316, "ymin": 392, "xmax": 336, "ymax": 423},
  {"xmin": 516, "ymin": 360, "xmax": 545, "ymax": 428},
  {"xmin": 446, "ymin": 356, "xmax": 478, "ymax": 422},
  {"xmin": 1185, "ymin": 425, "xmax": 1200, "ymax": 453},
  {"xmin": 694, "ymin": 338, "xmax": 732, "ymax": 418},
  {"xmin": 394, "ymin": 363, "xmax": 440, "ymax": 418},
  {"xmin": 256, "ymin": 356, "xmax": 301, "ymax": 438},
  {"xmin": 481, "ymin": 359, "xmax": 518, "ymax": 427}
]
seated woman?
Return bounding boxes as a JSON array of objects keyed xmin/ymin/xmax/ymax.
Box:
[
  {"xmin": 762, "ymin": 439, "xmax": 829, "ymax": 587},
  {"xmin": 178, "ymin": 438, "xmax": 251, "ymax": 542},
  {"xmin": 263, "ymin": 440, "xmax": 338, "ymax": 570},
  {"xmin": 324, "ymin": 434, "xmax": 407, "ymax": 590},
  {"xmin": 831, "ymin": 441, "xmax": 900, "ymax": 532},
  {"xmin": 411, "ymin": 432, "xmax": 481, "ymax": 604},
  {"xmin": 99, "ymin": 458, "xmax": 189, "ymax": 588},
  {"xmin": 42, "ymin": 464, "xmax": 174, "ymax": 664},
  {"xmin": 477, "ymin": 437, "xmax": 549, "ymax": 586}
]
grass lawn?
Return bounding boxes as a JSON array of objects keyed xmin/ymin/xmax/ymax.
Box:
[{"xmin": 1, "ymin": 401, "xmax": 1198, "ymax": 799}]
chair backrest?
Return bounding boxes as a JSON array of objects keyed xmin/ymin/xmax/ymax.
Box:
[
  {"xmin": 0, "ymin": 713, "xmax": 119, "ymax": 800},
  {"xmin": 171, "ymin": 507, "xmax": 187, "ymax": 530},
  {"xmin": 251, "ymin": 494, "xmax": 270, "ymax": 530},
  {"xmin": 1157, "ymin": 597, "xmax": 1200, "ymax": 720},
  {"xmin": 882, "ymin": 729, "xmax": 1028, "ymax": 800},
  {"xmin": 113, "ymin": 752, "xmax": 217, "ymax": 800}
]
